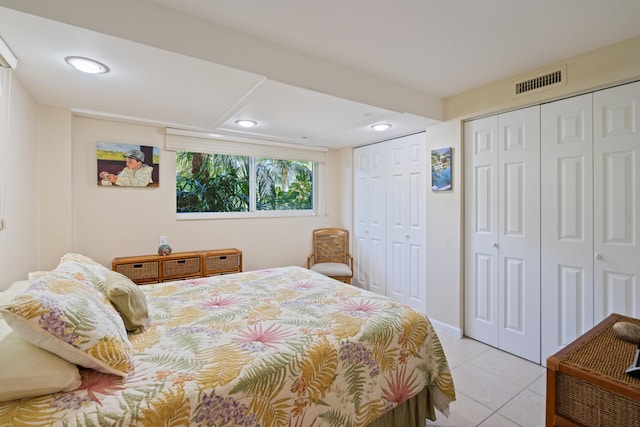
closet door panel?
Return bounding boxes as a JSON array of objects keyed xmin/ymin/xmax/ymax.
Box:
[
  {"xmin": 405, "ymin": 135, "xmax": 427, "ymax": 311},
  {"xmin": 387, "ymin": 167, "xmax": 407, "ymax": 303},
  {"xmin": 541, "ymin": 93, "xmax": 593, "ymax": 362},
  {"xmin": 497, "ymin": 106, "xmax": 541, "ymax": 363},
  {"xmin": 386, "ymin": 134, "xmax": 427, "ymax": 312},
  {"xmin": 353, "ymin": 149, "xmax": 370, "ymax": 289},
  {"xmin": 593, "ymin": 81, "xmax": 640, "ymax": 320},
  {"xmin": 465, "ymin": 116, "xmax": 499, "ymax": 347},
  {"xmin": 353, "ymin": 145, "xmax": 386, "ymax": 294},
  {"xmin": 369, "ymin": 166, "xmax": 387, "ymax": 295},
  {"xmin": 407, "ymin": 168, "xmax": 424, "ymax": 307}
]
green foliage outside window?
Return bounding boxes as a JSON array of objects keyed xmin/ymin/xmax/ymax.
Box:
[{"xmin": 176, "ymin": 152, "xmax": 314, "ymax": 213}]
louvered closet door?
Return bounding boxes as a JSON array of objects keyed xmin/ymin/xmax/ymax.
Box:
[
  {"xmin": 593, "ymin": 81, "xmax": 640, "ymax": 320},
  {"xmin": 465, "ymin": 115, "xmax": 500, "ymax": 348},
  {"xmin": 541, "ymin": 93, "xmax": 594, "ymax": 362},
  {"xmin": 353, "ymin": 144, "xmax": 386, "ymax": 294},
  {"xmin": 386, "ymin": 133, "xmax": 427, "ymax": 312}
]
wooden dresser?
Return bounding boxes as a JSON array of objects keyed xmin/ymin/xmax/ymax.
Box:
[
  {"xmin": 112, "ymin": 248, "xmax": 242, "ymax": 284},
  {"xmin": 546, "ymin": 313, "xmax": 640, "ymax": 427}
]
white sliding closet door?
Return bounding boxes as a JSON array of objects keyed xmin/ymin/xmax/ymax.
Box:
[
  {"xmin": 541, "ymin": 93, "xmax": 594, "ymax": 361},
  {"xmin": 465, "ymin": 115, "xmax": 500, "ymax": 348},
  {"xmin": 465, "ymin": 106, "xmax": 541, "ymax": 363},
  {"xmin": 593, "ymin": 81, "xmax": 640, "ymax": 320},
  {"xmin": 496, "ymin": 107, "xmax": 541, "ymax": 363},
  {"xmin": 468, "ymin": 80, "xmax": 640, "ymax": 365},
  {"xmin": 354, "ymin": 133, "xmax": 427, "ymax": 313},
  {"xmin": 541, "ymin": 81, "xmax": 640, "ymax": 362},
  {"xmin": 386, "ymin": 133, "xmax": 427, "ymax": 312},
  {"xmin": 353, "ymin": 144, "xmax": 386, "ymax": 294}
]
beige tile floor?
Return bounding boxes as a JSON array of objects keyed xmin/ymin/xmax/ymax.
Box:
[{"xmin": 428, "ymin": 332, "xmax": 547, "ymax": 427}]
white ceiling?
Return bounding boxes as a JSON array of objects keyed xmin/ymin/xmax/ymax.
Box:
[{"xmin": 0, "ymin": 0, "xmax": 639, "ymax": 148}]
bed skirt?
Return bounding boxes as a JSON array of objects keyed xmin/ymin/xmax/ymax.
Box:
[{"xmin": 368, "ymin": 386, "xmax": 435, "ymax": 427}]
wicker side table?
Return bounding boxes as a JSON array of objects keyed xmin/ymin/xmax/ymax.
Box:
[{"xmin": 546, "ymin": 313, "xmax": 640, "ymax": 427}]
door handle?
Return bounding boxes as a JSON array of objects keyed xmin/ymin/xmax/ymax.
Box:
[
  {"xmin": 493, "ymin": 242, "xmax": 499, "ymax": 249},
  {"xmin": 594, "ymin": 252, "xmax": 603, "ymax": 261}
]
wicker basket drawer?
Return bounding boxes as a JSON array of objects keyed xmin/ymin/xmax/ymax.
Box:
[
  {"xmin": 204, "ymin": 253, "xmax": 240, "ymax": 274},
  {"xmin": 555, "ymin": 372, "xmax": 640, "ymax": 426},
  {"xmin": 115, "ymin": 261, "xmax": 159, "ymax": 281},
  {"xmin": 162, "ymin": 256, "xmax": 200, "ymax": 278}
]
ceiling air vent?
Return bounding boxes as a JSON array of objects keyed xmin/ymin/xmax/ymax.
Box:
[{"xmin": 515, "ymin": 66, "xmax": 565, "ymax": 96}]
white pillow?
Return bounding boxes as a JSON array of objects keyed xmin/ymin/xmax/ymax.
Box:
[
  {"xmin": 0, "ymin": 280, "xmax": 30, "ymax": 306},
  {"xmin": 0, "ymin": 318, "xmax": 82, "ymax": 402}
]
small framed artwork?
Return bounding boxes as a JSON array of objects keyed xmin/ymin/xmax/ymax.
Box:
[
  {"xmin": 431, "ymin": 147, "xmax": 452, "ymax": 191},
  {"xmin": 97, "ymin": 142, "xmax": 159, "ymax": 187}
]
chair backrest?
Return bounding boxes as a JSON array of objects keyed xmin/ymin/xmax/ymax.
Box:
[{"xmin": 313, "ymin": 228, "xmax": 349, "ymax": 264}]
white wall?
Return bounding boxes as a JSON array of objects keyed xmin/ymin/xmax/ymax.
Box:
[
  {"xmin": 0, "ymin": 69, "xmax": 39, "ymax": 290},
  {"xmin": 38, "ymin": 106, "xmax": 73, "ymax": 271},
  {"xmin": 422, "ymin": 36, "xmax": 640, "ymax": 334},
  {"xmin": 5, "ymin": 35, "xmax": 640, "ymax": 336},
  {"xmin": 424, "ymin": 121, "xmax": 464, "ymax": 335},
  {"xmin": 33, "ymin": 116, "xmax": 344, "ymax": 270}
]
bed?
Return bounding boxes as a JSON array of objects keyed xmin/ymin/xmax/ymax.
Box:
[{"xmin": 0, "ymin": 253, "xmax": 455, "ymax": 426}]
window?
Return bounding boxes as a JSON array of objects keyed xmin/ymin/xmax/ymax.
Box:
[
  {"xmin": 176, "ymin": 152, "xmax": 315, "ymax": 215},
  {"xmin": 166, "ymin": 128, "xmax": 326, "ymax": 218}
]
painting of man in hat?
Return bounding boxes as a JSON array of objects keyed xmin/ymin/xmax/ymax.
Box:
[{"xmin": 97, "ymin": 142, "xmax": 159, "ymax": 187}]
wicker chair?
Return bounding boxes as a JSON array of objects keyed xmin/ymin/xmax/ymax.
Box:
[{"xmin": 307, "ymin": 228, "xmax": 354, "ymax": 284}]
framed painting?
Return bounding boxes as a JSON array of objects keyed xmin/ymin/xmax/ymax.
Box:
[
  {"xmin": 97, "ymin": 142, "xmax": 159, "ymax": 187},
  {"xmin": 431, "ymin": 147, "xmax": 452, "ymax": 191}
]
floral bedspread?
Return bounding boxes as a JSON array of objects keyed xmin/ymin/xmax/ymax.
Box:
[{"xmin": 0, "ymin": 266, "xmax": 455, "ymax": 426}]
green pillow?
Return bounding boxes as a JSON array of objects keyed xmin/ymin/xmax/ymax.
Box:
[{"xmin": 105, "ymin": 271, "xmax": 149, "ymax": 333}]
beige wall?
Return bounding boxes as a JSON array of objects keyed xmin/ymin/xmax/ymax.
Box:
[
  {"xmin": 423, "ymin": 36, "xmax": 640, "ymax": 334},
  {"xmin": 424, "ymin": 120, "xmax": 464, "ymax": 334},
  {"xmin": 36, "ymin": 116, "xmax": 342, "ymax": 271},
  {"xmin": 4, "ymin": 35, "xmax": 640, "ymax": 336},
  {"xmin": 38, "ymin": 106, "xmax": 73, "ymax": 270},
  {"xmin": 0, "ymin": 69, "xmax": 39, "ymax": 290}
]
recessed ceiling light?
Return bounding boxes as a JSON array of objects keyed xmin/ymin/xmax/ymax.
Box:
[
  {"xmin": 235, "ymin": 119, "xmax": 258, "ymax": 128},
  {"xmin": 371, "ymin": 123, "xmax": 391, "ymax": 131},
  {"xmin": 65, "ymin": 56, "xmax": 110, "ymax": 74}
]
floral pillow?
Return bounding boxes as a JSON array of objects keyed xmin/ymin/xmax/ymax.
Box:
[
  {"xmin": 0, "ymin": 274, "xmax": 132, "ymax": 378},
  {"xmin": 55, "ymin": 253, "xmax": 112, "ymax": 294}
]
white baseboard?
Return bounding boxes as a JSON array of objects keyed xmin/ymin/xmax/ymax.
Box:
[{"xmin": 428, "ymin": 318, "xmax": 462, "ymax": 338}]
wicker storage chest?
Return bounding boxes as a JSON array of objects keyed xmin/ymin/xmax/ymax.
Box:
[
  {"xmin": 546, "ymin": 313, "xmax": 640, "ymax": 427},
  {"xmin": 113, "ymin": 249, "xmax": 242, "ymax": 284}
]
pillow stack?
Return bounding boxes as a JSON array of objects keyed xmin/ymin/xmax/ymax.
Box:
[
  {"xmin": 0, "ymin": 253, "xmax": 149, "ymax": 402},
  {"xmin": 0, "ymin": 281, "xmax": 82, "ymax": 402}
]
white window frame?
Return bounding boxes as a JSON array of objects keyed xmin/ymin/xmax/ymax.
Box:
[{"xmin": 168, "ymin": 128, "xmax": 325, "ymax": 220}]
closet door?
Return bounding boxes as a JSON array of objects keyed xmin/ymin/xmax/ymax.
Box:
[
  {"xmin": 465, "ymin": 106, "xmax": 540, "ymax": 363},
  {"xmin": 497, "ymin": 107, "xmax": 541, "ymax": 363},
  {"xmin": 386, "ymin": 133, "xmax": 427, "ymax": 312},
  {"xmin": 353, "ymin": 144, "xmax": 386, "ymax": 294},
  {"xmin": 465, "ymin": 115, "xmax": 500, "ymax": 348},
  {"xmin": 541, "ymin": 93, "xmax": 594, "ymax": 362},
  {"xmin": 593, "ymin": 81, "xmax": 640, "ymax": 320}
]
